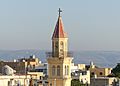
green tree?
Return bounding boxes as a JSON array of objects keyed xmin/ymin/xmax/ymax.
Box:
[
  {"xmin": 112, "ymin": 63, "xmax": 120, "ymax": 78},
  {"xmin": 71, "ymin": 79, "xmax": 86, "ymax": 86}
]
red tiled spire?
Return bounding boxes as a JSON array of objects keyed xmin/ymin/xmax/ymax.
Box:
[{"xmin": 52, "ymin": 16, "xmax": 67, "ymax": 39}]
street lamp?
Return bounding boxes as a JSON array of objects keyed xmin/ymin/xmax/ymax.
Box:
[{"xmin": 54, "ymin": 79, "xmax": 56, "ymax": 86}]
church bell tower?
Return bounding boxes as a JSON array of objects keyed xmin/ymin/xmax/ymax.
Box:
[
  {"xmin": 47, "ymin": 8, "xmax": 73, "ymax": 86},
  {"xmin": 52, "ymin": 8, "xmax": 68, "ymax": 59}
]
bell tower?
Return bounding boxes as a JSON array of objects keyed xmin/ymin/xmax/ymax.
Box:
[
  {"xmin": 47, "ymin": 8, "xmax": 73, "ymax": 86},
  {"xmin": 52, "ymin": 8, "xmax": 68, "ymax": 58}
]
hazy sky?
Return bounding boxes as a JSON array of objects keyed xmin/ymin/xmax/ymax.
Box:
[{"xmin": 0, "ymin": 0, "xmax": 120, "ymax": 51}]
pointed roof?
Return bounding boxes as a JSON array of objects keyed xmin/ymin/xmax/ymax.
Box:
[{"xmin": 52, "ymin": 16, "xmax": 67, "ymax": 39}]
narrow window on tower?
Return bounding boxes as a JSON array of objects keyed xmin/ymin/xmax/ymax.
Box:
[
  {"xmin": 65, "ymin": 65, "xmax": 67, "ymax": 75},
  {"xmin": 52, "ymin": 41, "xmax": 54, "ymax": 56},
  {"xmin": 67, "ymin": 66, "xmax": 69, "ymax": 75},
  {"xmin": 52, "ymin": 65, "xmax": 55, "ymax": 76},
  {"xmin": 57, "ymin": 65, "xmax": 60, "ymax": 76},
  {"xmin": 55, "ymin": 41, "xmax": 58, "ymax": 57},
  {"xmin": 60, "ymin": 41, "xmax": 64, "ymax": 48}
]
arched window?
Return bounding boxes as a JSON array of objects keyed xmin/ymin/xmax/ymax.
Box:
[
  {"xmin": 52, "ymin": 65, "xmax": 55, "ymax": 76},
  {"xmin": 65, "ymin": 65, "xmax": 67, "ymax": 75},
  {"xmin": 57, "ymin": 65, "xmax": 60, "ymax": 76},
  {"xmin": 100, "ymin": 72, "xmax": 103, "ymax": 75},
  {"xmin": 67, "ymin": 66, "xmax": 69, "ymax": 75},
  {"xmin": 91, "ymin": 72, "xmax": 94, "ymax": 75},
  {"xmin": 60, "ymin": 41, "xmax": 64, "ymax": 48},
  {"xmin": 50, "ymin": 83, "xmax": 52, "ymax": 86}
]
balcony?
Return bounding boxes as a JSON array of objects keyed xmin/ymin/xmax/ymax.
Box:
[{"xmin": 46, "ymin": 51, "xmax": 73, "ymax": 58}]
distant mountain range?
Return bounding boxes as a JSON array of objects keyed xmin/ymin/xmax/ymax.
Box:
[{"xmin": 0, "ymin": 50, "xmax": 120, "ymax": 68}]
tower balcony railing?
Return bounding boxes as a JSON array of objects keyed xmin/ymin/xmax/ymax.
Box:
[{"xmin": 46, "ymin": 51, "xmax": 73, "ymax": 58}]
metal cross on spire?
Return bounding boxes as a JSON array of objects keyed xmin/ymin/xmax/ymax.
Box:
[{"xmin": 58, "ymin": 8, "xmax": 62, "ymax": 17}]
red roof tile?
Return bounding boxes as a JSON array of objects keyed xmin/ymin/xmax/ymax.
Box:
[{"xmin": 52, "ymin": 16, "xmax": 67, "ymax": 39}]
